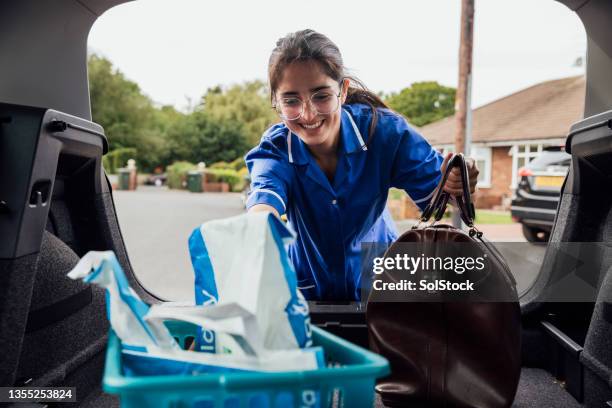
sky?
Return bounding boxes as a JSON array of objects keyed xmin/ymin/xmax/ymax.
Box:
[{"xmin": 88, "ymin": 0, "xmax": 587, "ymax": 111}]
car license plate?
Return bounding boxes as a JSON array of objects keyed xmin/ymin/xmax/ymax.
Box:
[{"xmin": 534, "ymin": 176, "xmax": 564, "ymax": 188}]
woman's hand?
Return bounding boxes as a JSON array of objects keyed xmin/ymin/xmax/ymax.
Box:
[
  {"xmin": 248, "ymin": 203, "xmax": 280, "ymax": 218},
  {"xmin": 440, "ymin": 152, "xmax": 479, "ymax": 196}
]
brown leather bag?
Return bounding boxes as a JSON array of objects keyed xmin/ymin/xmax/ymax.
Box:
[{"xmin": 366, "ymin": 154, "xmax": 521, "ymax": 408}]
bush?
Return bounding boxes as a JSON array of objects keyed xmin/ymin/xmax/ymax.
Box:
[
  {"xmin": 236, "ymin": 167, "xmax": 249, "ymax": 191},
  {"xmin": 209, "ymin": 158, "xmax": 246, "ymax": 173},
  {"xmin": 238, "ymin": 167, "xmax": 249, "ymax": 178},
  {"xmin": 103, "ymin": 147, "xmax": 138, "ymax": 174},
  {"xmin": 102, "ymin": 155, "xmax": 111, "ymax": 174},
  {"xmin": 230, "ymin": 157, "xmax": 246, "ymax": 171},
  {"xmin": 205, "ymin": 168, "xmax": 242, "ymax": 191},
  {"xmin": 167, "ymin": 161, "xmax": 196, "ymax": 189},
  {"xmin": 209, "ymin": 161, "xmax": 232, "ymax": 170}
]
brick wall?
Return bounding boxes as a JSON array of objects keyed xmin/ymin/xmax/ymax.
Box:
[
  {"xmin": 387, "ymin": 145, "xmax": 515, "ymax": 213},
  {"xmin": 475, "ymin": 146, "xmax": 513, "ymax": 209}
]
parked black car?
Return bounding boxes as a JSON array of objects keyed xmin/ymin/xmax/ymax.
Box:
[{"xmin": 511, "ymin": 147, "xmax": 570, "ymax": 242}]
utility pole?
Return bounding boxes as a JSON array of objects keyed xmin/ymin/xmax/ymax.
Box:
[{"xmin": 453, "ymin": 0, "xmax": 475, "ymax": 228}]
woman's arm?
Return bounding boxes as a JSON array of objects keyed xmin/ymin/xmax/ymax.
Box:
[
  {"xmin": 388, "ymin": 114, "xmax": 478, "ymax": 209},
  {"xmin": 244, "ymin": 136, "xmax": 291, "ymax": 217}
]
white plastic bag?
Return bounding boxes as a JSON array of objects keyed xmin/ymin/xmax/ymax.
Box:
[
  {"xmin": 67, "ymin": 251, "xmax": 176, "ymax": 350},
  {"xmin": 138, "ymin": 302, "xmax": 324, "ymax": 375},
  {"xmin": 67, "ymin": 250, "xmax": 324, "ymax": 375},
  {"xmin": 189, "ymin": 212, "xmax": 312, "ymax": 354}
]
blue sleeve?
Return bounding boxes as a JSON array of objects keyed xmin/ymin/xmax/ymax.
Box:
[
  {"xmin": 389, "ymin": 117, "xmax": 443, "ymax": 211},
  {"xmin": 244, "ymin": 138, "xmax": 291, "ymax": 215}
]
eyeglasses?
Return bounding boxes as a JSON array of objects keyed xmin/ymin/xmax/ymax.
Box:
[{"xmin": 273, "ymin": 87, "xmax": 342, "ymax": 121}]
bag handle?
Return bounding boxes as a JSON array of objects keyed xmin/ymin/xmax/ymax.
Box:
[{"xmin": 421, "ymin": 153, "xmax": 475, "ymax": 226}]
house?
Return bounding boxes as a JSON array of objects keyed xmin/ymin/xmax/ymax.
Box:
[{"xmin": 419, "ymin": 76, "xmax": 585, "ymax": 209}]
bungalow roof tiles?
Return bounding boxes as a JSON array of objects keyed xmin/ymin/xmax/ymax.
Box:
[{"xmin": 418, "ymin": 76, "xmax": 585, "ymax": 146}]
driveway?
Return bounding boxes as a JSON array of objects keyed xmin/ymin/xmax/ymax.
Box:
[
  {"xmin": 113, "ymin": 187, "xmax": 542, "ymax": 301},
  {"xmin": 113, "ymin": 186, "xmax": 245, "ymax": 301}
]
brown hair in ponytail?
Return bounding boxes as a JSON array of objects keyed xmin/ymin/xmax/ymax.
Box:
[{"xmin": 268, "ymin": 29, "xmax": 388, "ymax": 146}]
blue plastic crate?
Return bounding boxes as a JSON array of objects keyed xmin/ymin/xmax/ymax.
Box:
[{"xmin": 103, "ymin": 321, "xmax": 389, "ymax": 408}]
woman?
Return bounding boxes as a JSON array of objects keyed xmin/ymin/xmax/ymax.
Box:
[{"xmin": 245, "ymin": 29, "xmax": 478, "ymax": 300}]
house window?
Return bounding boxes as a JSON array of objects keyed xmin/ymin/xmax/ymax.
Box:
[
  {"xmin": 510, "ymin": 144, "xmax": 543, "ymax": 187},
  {"xmin": 434, "ymin": 145, "xmax": 492, "ymax": 188},
  {"xmin": 471, "ymin": 146, "xmax": 492, "ymax": 188}
]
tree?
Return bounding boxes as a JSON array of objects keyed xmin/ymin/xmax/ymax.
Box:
[
  {"xmin": 385, "ymin": 82, "xmax": 456, "ymax": 127},
  {"xmin": 166, "ymin": 111, "xmax": 250, "ymax": 165},
  {"xmin": 201, "ymin": 80, "xmax": 279, "ymax": 147},
  {"xmin": 151, "ymin": 105, "xmax": 187, "ymax": 166},
  {"xmin": 88, "ymin": 54, "xmax": 166, "ymax": 171},
  {"xmin": 89, "ymin": 56, "xmax": 269, "ymax": 170}
]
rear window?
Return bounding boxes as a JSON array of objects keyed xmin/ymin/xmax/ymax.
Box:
[{"xmin": 527, "ymin": 151, "xmax": 571, "ymax": 170}]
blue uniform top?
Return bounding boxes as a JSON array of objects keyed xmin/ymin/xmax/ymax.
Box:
[{"xmin": 245, "ymin": 104, "xmax": 443, "ymax": 300}]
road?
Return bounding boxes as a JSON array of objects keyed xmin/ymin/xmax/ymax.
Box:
[
  {"xmin": 113, "ymin": 187, "xmax": 245, "ymax": 301},
  {"xmin": 113, "ymin": 186, "xmax": 544, "ymax": 301}
]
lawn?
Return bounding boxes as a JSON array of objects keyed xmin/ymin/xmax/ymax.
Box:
[
  {"xmin": 443, "ymin": 209, "xmax": 512, "ymax": 223},
  {"xmin": 473, "ymin": 210, "xmax": 513, "ymax": 224},
  {"xmin": 439, "ymin": 209, "xmax": 513, "ymax": 224}
]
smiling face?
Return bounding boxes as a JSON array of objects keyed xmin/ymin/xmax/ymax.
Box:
[{"xmin": 274, "ymin": 60, "xmax": 348, "ymax": 153}]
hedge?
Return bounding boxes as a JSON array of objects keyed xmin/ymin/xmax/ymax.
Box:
[
  {"xmin": 229, "ymin": 157, "xmax": 246, "ymax": 171},
  {"xmin": 167, "ymin": 161, "xmax": 196, "ymax": 189},
  {"xmin": 166, "ymin": 162, "xmax": 248, "ymax": 191},
  {"xmin": 209, "ymin": 161, "xmax": 232, "ymax": 170},
  {"xmin": 205, "ymin": 168, "xmax": 243, "ymax": 191},
  {"xmin": 209, "ymin": 157, "xmax": 246, "ymax": 172},
  {"xmin": 102, "ymin": 147, "xmax": 138, "ymax": 174}
]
